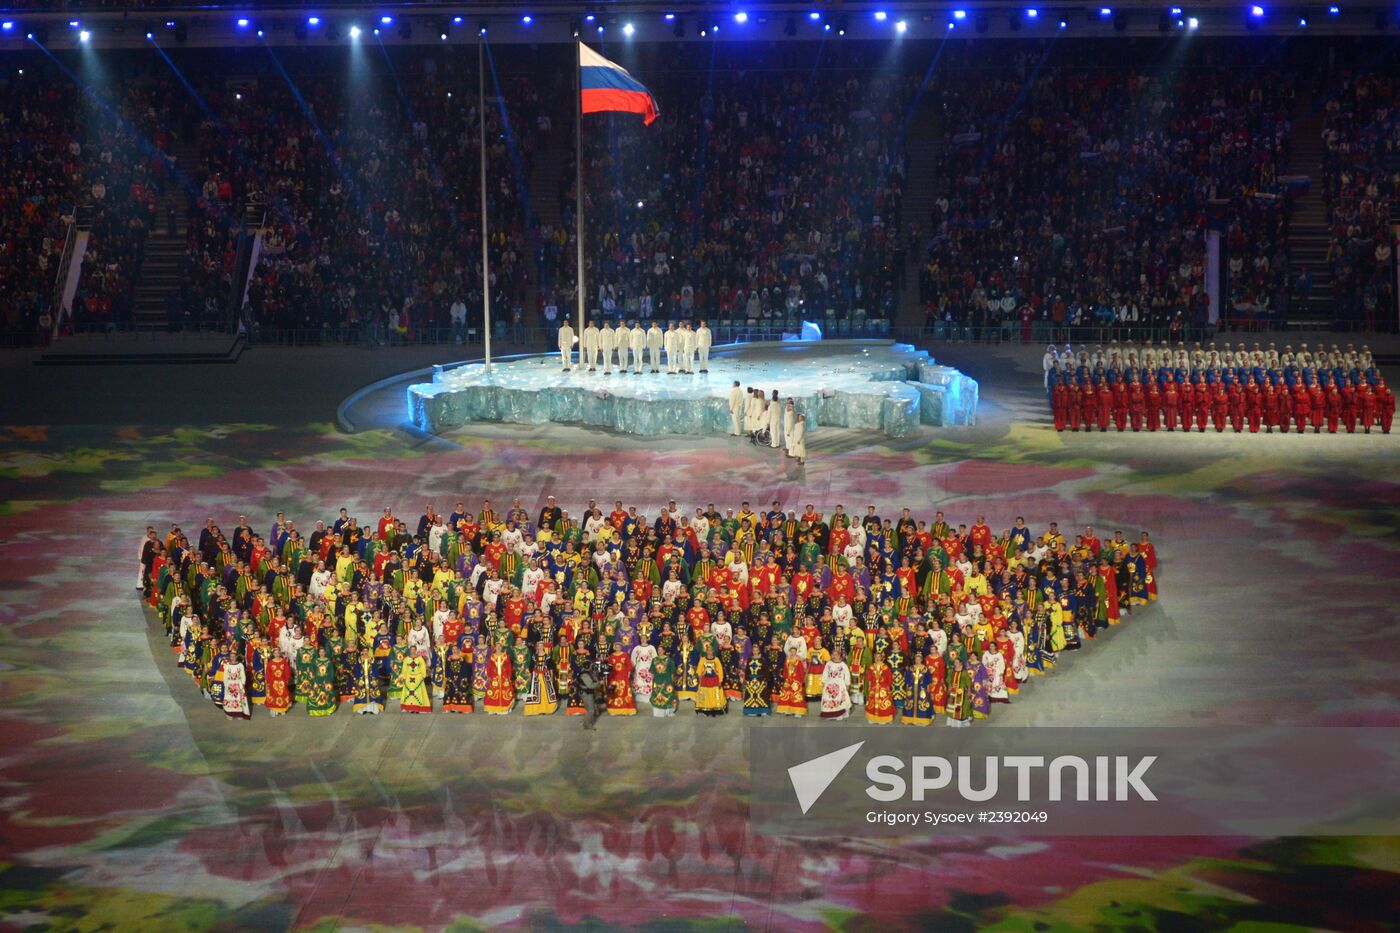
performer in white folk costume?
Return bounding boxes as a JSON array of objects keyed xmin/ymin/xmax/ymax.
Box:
[
  {"xmin": 1042, "ymin": 345, "xmax": 1058, "ymax": 388},
  {"xmin": 696, "ymin": 321, "xmax": 712, "ymax": 373},
  {"xmin": 669, "ymin": 322, "xmax": 686, "ymax": 372},
  {"xmin": 582, "ymin": 321, "xmax": 600, "ymax": 372},
  {"xmin": 766, "ymin": 390, "xmax": 783, "ymax": 449},
  {"xmin": 729, "ymin": 381, "xmax": 745, "ymax": 436},
  {"xmin": 599, "ymin": 322, "xmax": 616, "ymax": 374},
  {"xmin": 787, "ymin": 413, "xmax": 807, "ymax": 464},
  {"xmin": 820, "ymin": 649, "xmax": 852, "ymax": 720},
  {"xmin": 558, "ymin": 321, "xmax": 575, "ymax": 371},
  {"xmin": 646, "ymin": 322, "xmax": 664, "ymax": 373},
  {"xmin": 783, "ymin": 398, "xmax": 796, "ymax": 444},
  {"xmin": 628, "ymin": 321, "xmax": 646, "ymax": 374}
]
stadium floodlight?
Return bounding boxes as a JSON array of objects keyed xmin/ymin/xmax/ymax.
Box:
[
  {"xmin": 78, "ymin": 29, "xmax": 90, "ymax": 42},
  {"xmin": 349, "ymin": 25, "xmax": 361, "ymax": 38},
  {"xmin": 735, "ymin": 11, "xmax": 748, "ymax": 23},
  {"xmin": 1059, "ymin": 18, "xmax": 1068, "ymax": 28},
  {"xmin": 380, "ymin": 16, "xmax": 393, "ymax": 25},
  {"xmin": 1099, "ymin": 8, "xmax": 1112, "ymax": 16},
  {"xmin": 145, "ymin": 31, "xmax": 153, "ymax": 39},
  {"xmin": 1, "ymin": 21, "xmax": 12, "ymax": 31},
  {"xmin": 809, "ymin": 11, "xmax": 821, "ymax": 20},
  {"xmin": 1250, "ymin": 5, "xmax": 1264, "ymax": 16},
  {"xmin": 665, "ymin": 13, "xmax": 676, "ymax": 21},
  {"xmin": 1328, "ymin": 5, "xmax": 1340, "ymax": 13},
  {"xmin": 874, "ymin": 11, "xmax": 888, "ymax": 21},
  {"xmin": 1188, "ymin": 16, "xmax": 1199, "ymax": 28},
  {"xmin": 895, "ymin": 19, "xmax": 907, "ymax": 32},
  {"xmin": 308, "ymin": 16, "xmax": 320, "ymax": 26},
  {"xmin": 953, "ymin": 9, "xmax": 967, "ymax": 19},
  {"xmin": 1027, "ymin": 9, "xmax": 1038, "ymax": 18},
  {"xmin": 522, "ymin": 15, "xmax": 532, "ymax": 25},
  {"xmin": 237, "ymin": 18, "xmax": 249, "ymax": 28},
  {"xmin": 623, "ymin": 21, "xmax": 634, "ymax": 34}
]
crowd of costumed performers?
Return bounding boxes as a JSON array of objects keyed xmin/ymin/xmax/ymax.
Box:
[
  {"xmin": 138, "ymin": 499, "xmax": 1159, "ymax": 725},
  {"xmin": 1045, "ymin": 340, "xmax": 1394, "ymax": 434}
]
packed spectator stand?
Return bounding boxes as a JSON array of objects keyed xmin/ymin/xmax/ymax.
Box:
[{"xmin": 3, "ymin": 37, "xmax": 1399, "ymax": 349}]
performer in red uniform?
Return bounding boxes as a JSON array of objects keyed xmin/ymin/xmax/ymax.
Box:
[
  {"xmin": 1127, "ymin": 378, "xmax": 1146, "ymax": 432},
  {"xmin": 1226, "ymin": 380, "xmax": 1244, "ymax": 433},
  {"xmin": 1211, "ymin": 381, "xmax": 1228, "ymax": 433},
  {"xmin": 1340, "ymin": 378, "xmax": 1357, "ymax": 433},
  {"xmin": 1068, "ymin": 381, "xmax": 1084, "ymax": 432},
  {"xmin": 1244, "ymin": 376, "xmax": 1262, "ymax": 433},
  {"xmin": 1192, "ymin": 377, "xmax": 1211, "ymax": 433},
  {"xmin": 1097, "ymin": 381, "xmax": 1113, "ymax": 432},
  {"xmin": 1358, "ymin": 382, "xmax": 1376, "ymax": 433},
  {"xmin": 1162, "ymin": 380, "xmax": 1179, "ymax": 431},
  {"xmin": 1324, "ymin": 380, "xmax": 1342, "ymax": 434},
  {"xmin": 1111, "ymin": 379, "xmax": 1129, "ymax": 432},
  {"xmin": 1292, "ymin": 383, "xmax": 1311, "ymax": 435},
  {"xmin": 1085, "ymin": 382, "xmax": 1102, "ymax": 432},
  {"xmin": 1378, "ymin": 379, "xmax": 1395, "ymax": 433},
  {"xmin": 1052, "ymin": 379, "xmax": 1069, "ymax": 431},
  {"xmin": 1262, "ymin": 381, "xmax": 1279, "ymax": 433},
  {"xmin": 1144, "ymin": 380, "xmax": 1161, "ymax": 432},
  {"xmin": 1308, "ymin": 380, "xmax": 1326, "ymax": 434},
  {"xmin": 1277, "ymin": 380, "xmax": 1294, "ymax": 433},
  {"xmin": 1178, "ymin": 380, "xmax": 1194, "ymax": 432}
]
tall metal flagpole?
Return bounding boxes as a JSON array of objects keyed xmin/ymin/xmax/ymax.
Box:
[
  {"xmin": 479, "ymin": 30, "xmax": 493, "ymax": 370},
  {"xmin": 574, "ymin": 37, "xmax": 586, "ymax": 340}
]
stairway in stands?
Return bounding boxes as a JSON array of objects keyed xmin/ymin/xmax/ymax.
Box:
[
  {"xmin": 525, "ymin": 103, "xmax": 572, "ymax": 313},
  {"xmin": 895, "ymin": 94, "xmax": 942, "ymax": 329},
  {"xmin": 1286, "ymin": 109, "xmax": 1333, "ymax": 325},
  {"xmin": 132, "ymin": 136, "xmax": 199, "ymax": 331}
]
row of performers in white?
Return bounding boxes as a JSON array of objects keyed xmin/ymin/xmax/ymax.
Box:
[{"xmin": 557, "ymin": 320, "xmax": 714, "ymax": 374}]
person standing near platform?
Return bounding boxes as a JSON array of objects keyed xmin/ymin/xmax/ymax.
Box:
[
  {"xmin": 582, "ymin": 320, "xmax": 600, "ymax": 372},
  {"xmin": 788, "ymin": 413, "xmax": 807, "ymax": 465},
  {"xmin": 696, "ymin": 320, "xmax": 713, "ymax": 373},
  {"xmin": 664, "ymin": 321, "xmax": 679, "ymax": 374},
  {"xmin": 558, "ymin": 320, "xmax": 575, "ymax": 371},
  {"xmin": 628, "ymin": 320, "xmax": 646, "ymax": 374},
  {"xmin": 729, "ymin": 382, "xmax": 744, "ymax": 436},
  {"xmin": 679, "ymin": 322, "xmax": 696, "ymax": 374},
  {"xmin": 767, "ymin": 390, "xmax": 783, "ymax": 449},
  {"xmin": 647, "ymin": 321, "xmax": 664, "ymax": 373},
  {"xmin": 599, "ymin": 321, "xmax": 616, "ymax": 374}
]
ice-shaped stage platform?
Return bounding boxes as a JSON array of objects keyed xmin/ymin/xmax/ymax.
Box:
[{"xmin": 408, "ymin": 339, "xmax": 978, "ymax": 439}]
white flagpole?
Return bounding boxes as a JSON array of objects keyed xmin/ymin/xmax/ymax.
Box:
[
  {"xmin": 574, "ymin": 38, "xmax": 586, "ymax": 341},
  {"xmin": 479, "ymin": 30, "xmax": 493, "ymax": 370}
]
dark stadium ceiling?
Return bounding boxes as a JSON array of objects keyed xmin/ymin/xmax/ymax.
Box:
[{"xmin": 2, "ymin": 3, "xmax": 1397, "ymax": 46}]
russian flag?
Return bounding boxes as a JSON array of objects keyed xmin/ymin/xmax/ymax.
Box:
[{"xmin": 579, "ymin": 42, "xmax": 658, "ymax": 125}]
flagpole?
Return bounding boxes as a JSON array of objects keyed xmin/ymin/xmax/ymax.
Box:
[
  {"xmin": 574, "ymin": 37, "xmax": 586, "ymax": 342},
  {"xmin": 479, "ymin": 29, "xmax": 493, "ymax": 371}
]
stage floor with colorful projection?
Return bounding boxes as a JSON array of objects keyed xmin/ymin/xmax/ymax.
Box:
[{"xmin": 408, "ymin": 339, "xmax": 979, "ymax": 438}]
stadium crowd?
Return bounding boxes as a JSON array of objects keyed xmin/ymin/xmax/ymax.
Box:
[
  {"xmin": 5, "ymin": 40, "xmax": 1400, "ymax": 346},
  {"xmin": 918, "ymin": 44, "xmax": 1297, "ymax": 340}
]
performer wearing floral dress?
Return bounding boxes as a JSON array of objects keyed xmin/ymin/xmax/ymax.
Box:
[
  {"xmin": 694, "ymin": 644, "xmax": 727, "ymax": 716},
  {"xmin": 606, "ymin": 642, "xmax": 637, "ymax": 716},
  {"xmin": 774, "ymin": 648, "xmax": 808, "ymax": 716},
  {"xmin": 265, "ymin": 648, "xmax": 292, "ymax": 716},
  {"xmin": 442, "ymin": 645, "xmax": 474, "ymax": 713},
  {"xmin": 819, "ymin": 649, "xmax": 852, "ymax": 720},
  {"xmin": 630, "ymin": 641, "xmax": 657, "ymax": 702},
  {"xmin": 222, "ymin": 657, "xmax": 251, "ymax": 720},
  {"xmin": 483, "ymin": 644, "xmax": 515, "ymax": 714},
  {"xmin": 306, "ymin": 649, "xmax": 338, "ymax": 717},
  {"xmin": 353, "ymin": 651, "xmax": 385, "ymax": 715},
  {"xmin": 864, "ymin": 651, "xmax": 895, "ymax": 724}
]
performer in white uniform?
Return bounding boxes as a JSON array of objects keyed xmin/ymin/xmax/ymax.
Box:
[
  {"xmin": 599, "ymin": 322, "xmax": 616, "ymax": 373},
  {"xmin": 696, "ymin": 321, "xmax": 712, "ymax": 373},
  {"xmin": 582, "ymin": 321, "xmax": 599, "ymax": 372},
  {"xmin": 664, "ymin": 322, "xmax": 679, "ymax": 374},
  {"xmin": 679, "ymin": 322, "xmax": 695, "ymax": 374},
  {"xmin": 646, "ymin": 322, "xmax": 664, "ymax": 373},
  {"xmin": 787, "ymin": 413, "xmax": 807, "ymax": 463},
  {"xmin": 766, "ymin": 390, "xmax": 783, "ymax": 449},
  {"xmin": 728, "ymin": 381, "xmax": 744, "ymax": 436},
  {"xmin": 783, "ymin": 398, "xmax": 796, "ymax": 444},
  {"xmin": 558, "ymin": 321, "xmax": 575, "ymax": 371},
  {"xmin": 628, "ymin": 321, "xmax": 646, "ymax": 374}
]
